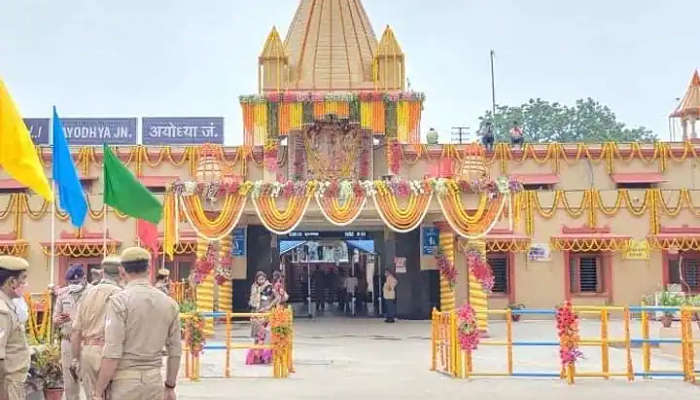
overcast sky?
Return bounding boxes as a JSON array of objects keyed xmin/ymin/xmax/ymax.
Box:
[{"xmin": 1, "ymin": 0, "xmax": 698, "ymax": 144}]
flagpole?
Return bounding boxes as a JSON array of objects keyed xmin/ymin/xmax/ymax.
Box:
[
  {"xmin": 50, "ymin": 182, "xmax": 56, "ymax": 285},
  {"xmin": 103, "ymin": 204, "xmax": 108, "ymax": 256}
]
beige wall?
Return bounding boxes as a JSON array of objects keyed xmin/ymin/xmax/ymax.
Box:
[{"xmin": 1, "ymin": 143, "xmax": 698, "ymax": 305}]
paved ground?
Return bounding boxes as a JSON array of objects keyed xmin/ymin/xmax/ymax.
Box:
[{"xmin": 176, "ymin": 316, "xmax": 700, "ymax": 400}]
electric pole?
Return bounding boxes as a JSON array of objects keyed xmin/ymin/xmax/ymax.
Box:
[{"xmin": 451, "ymin": 127, "xmax": 470, "ymax": 144}]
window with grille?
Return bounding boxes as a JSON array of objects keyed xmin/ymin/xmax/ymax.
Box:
[
  {"xmin": 668, "ymin": 254, "xmax": 700, "ymax": 292},
  {"xmin": 487, "ymin": 254, "xmax": 509, "ymax": 294},
  {"xmin": 569, "ymin": 254, "xmax": 604, "ymax": 294}
]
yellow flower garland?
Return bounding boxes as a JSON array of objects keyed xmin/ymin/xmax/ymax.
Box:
[
  {"xmin": 316, "ymin": 194, "xmax": 366, "ymax": 226},
  {"xmin": 373, "ymin": 183, "xmax": 432, "ymax": 232},
  {"xmin": 181, "ymin": 192, "xmax": 249, "ymax": 240}
]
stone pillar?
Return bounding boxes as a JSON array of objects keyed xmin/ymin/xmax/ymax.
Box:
[
  {"xmin": 682, "ymin": 119, "xmax": 688, "ymax": 141},
  {"xmin": 436, "ymin": 223, "xmax": 456, "ymax": 312}
]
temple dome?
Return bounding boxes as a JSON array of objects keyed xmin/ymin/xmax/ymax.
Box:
[{"xmin": 283, "ymin": 0, "xmax": 378, "ymax": 91}]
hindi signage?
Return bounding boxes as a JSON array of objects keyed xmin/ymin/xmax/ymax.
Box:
[
  {"xmin": 422, "ymin": 227, "xmax": 440, "ymax": 256},
  {"xmin": 61, "ymin": 118, "xmax": 137, "ymax": 145},
  {"xmin": 624, "ymin": 239, "xmax": 650, "ymax": 260},
  {"xmin": 142, "ymin": 117, "xmax": 224, "ymax": 145},
  {"xmin": 23, "ymin": 118, "xmax": 50, "ymax": 145}
]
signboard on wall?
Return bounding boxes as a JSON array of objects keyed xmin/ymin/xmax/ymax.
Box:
[
  {"xmin": 527, "ymin": 243, "xmax": 551, "ymax": 262},
  {"xmin": 61, "ymin": 118, "xmax": 138, "ymax": 145},
  {"xmin": 421, "ymin": 227, "xmax": 439, "ymax": 256},
  {"xmin": 24, "ymin": 118, "xmax": 50, "ymax": 145},
  {"xmin": 142, "ymin": 117, "xmax": 224, "ymax": 145},
  {"xmin": 394, "ymin": 257, "xmax": 407, "ymax": 274},
  {"xmin": 624, "ymin": 239, "xmax": 649, "ymax": 260},
  {"xmin": 232, "ymin": 228, "xmax": 246, "ymax": 256}
]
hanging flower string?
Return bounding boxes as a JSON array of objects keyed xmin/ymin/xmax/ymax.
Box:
[
  {"xmin": 467, "ymin": 250, "xmax": 495, "ymax": 292},
  {"xmin": 556, "ymin": 301, "xmax": 582, "ymax": 369},
  {"xmin": 456, "ymin": 304, "xmax": 481, "ymax": 352},
  {"xmin": 193, "ymin": 242, "xmax": 218, "ymax": 284},
  {"xmin": 436, "ymin": 254, "xmax": 457, "ymax": 289}
]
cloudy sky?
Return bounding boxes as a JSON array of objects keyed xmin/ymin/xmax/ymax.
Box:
[{"xmin": 1, "ymin": 0, "xmax": 698, "ymax": 144}]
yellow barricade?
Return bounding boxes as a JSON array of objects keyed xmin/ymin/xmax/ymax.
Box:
[
  {"xmin": 182, "ymin": 306, "xmax": 294, "ymax": 380},
  {"xmin": 431, "ymin": 305, "xmax": 699, "ymax": 384}
]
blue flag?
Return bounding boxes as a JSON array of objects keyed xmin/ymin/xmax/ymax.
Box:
[{"xmin": 52, "ymin": 106, "xmax": 87, "ymax": 227}]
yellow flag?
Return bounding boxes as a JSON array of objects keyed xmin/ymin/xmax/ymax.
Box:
[
  {"xmin": 0, "ymin": 79, "xmax": 52, "ymax": 201},
  {"xmin": 163, "ymin": 192, "xmax": 177, "ymax": 260}
]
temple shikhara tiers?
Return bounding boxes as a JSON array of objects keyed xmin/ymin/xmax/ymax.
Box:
[{"xmin": 2, "ymin": 0, "xmax": 700, "ymax": 338}]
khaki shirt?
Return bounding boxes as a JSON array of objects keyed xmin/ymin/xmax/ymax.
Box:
[
  {"xmin": 383, "ymin": 275, "xmax": 398, "ymax": 300},
  {"xmin": 72, "ymin": 279, "xmax": 121, "ymax": 341},
  {"xmin": 154, "ymin": 280, "xmax": 170, "ymax": 296},
  {"xmin": 103, "ymin": 278, "xmax": 182, "ymax": 370},
  {"xmin": 0, "ymin": 290, "xmax": 30, "ymax": 378},
  {"xmin": 53, "ymin": 284, "xmax": 91, "ymax": 338}
]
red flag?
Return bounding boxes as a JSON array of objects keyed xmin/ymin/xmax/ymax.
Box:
[{"xmin": 137, "ymin": 219, "xmax": 159, "ymax": 281}]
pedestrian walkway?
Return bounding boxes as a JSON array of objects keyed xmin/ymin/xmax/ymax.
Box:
[{"xmin": 178, "ymin": 317, "xmax": 700, "ymax": 399}]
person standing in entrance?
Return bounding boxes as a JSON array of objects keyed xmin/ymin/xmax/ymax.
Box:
[
  {"xmin": 383, "ymin": 270, "xmax": 398, "ymax": 323},
  {"xmin": 93, "ymin": 247, "xmax": 181, "ymax": 400},
  {"xmin": 70, "ymin": 256, "xmax": 123, "ymax": 399},
  {"xmin": 0, "ymin": 256, "xmax": 30, "ymax": 400},
  {"xmin": 155, "ymin": 268, "xmax": 171, "ymax": 296},
  {"xmin": 54, "ymin": 265, "xmax": 91, "ymax": 400}
]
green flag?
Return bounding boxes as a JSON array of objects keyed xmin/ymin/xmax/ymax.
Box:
[{"xmin": 103, "ymin": 144, "xmax": 163, "ymax": 223}]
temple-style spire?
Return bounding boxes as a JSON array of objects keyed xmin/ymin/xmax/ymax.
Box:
[
  {"xmin": 282, "ymin": 0, "xmax": 378, "ymax": 91},
  {"xmin": 259, "ymin": 26, "xmax": 289, "ymax": 93},
  {"xmin": 671, "ymin": 70, "xmax": 700, "ymax": 140},
  {"xmin": 374, "ymin": 25, "xmax": 405, "ymax": 91}
]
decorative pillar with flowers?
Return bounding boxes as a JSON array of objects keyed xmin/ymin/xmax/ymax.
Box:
[
  {"xmin": 216, "ymin": 233, "xmax": 234, "ymax": 312},
  {"xmin": 195, "ymin": 237, "xmax": 216, "ymax": 336},
  {"xmin": 436, "ymin": 222, "xmax": 456, "ymax": 312},
  {"xmin": 464, "ymin": 239, "xmax": 492, "ymax": 333}
]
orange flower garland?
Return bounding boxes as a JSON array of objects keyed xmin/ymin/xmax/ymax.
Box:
[
  {"xmin": 437, "ymin": 187, "xmax": 506, "ymax": 238},
  {"xmin": 373, "ymin": 182, "xmax": 432, "ymax": 232},
  {"xmin": 252, "ymin": 182, "xmax": 316, "ymax": 235},
  {"xmin": 316, "ymin": 193, "xmax": 366, "ymax": 226},
  {"xmin": 181, "ymin": 192, "xmax": 249, "ymax": 240}
]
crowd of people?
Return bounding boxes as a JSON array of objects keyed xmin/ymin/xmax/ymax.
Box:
[
  {"xmin": 0, "ymin": 248, "xmax": 181, "ymax": 400},
  {"xmin": 479, "ymin": 121, "xmax": 524, "ymax": 151}
]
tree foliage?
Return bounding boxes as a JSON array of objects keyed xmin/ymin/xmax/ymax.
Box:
[{"xmin": 479, "ymin": 98, "xmax": 656, "ymax": 143}]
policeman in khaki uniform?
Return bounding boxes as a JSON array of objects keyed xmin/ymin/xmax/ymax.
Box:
[
  {"xmin": 70, "ymin": 256, "xmax": 123, "ymax": 399},
  {"xmin": 0, "ymin": 256, "xmax": 30, "ymax": 400},
  {"xmin": 94, "ymin": 247, "xmax": 182, "ymax": 400},
  {"xmin": 154, "ymin": 268, "xmax": 171, "ymax": 296},
  {"xmin": 53, "ymin": 265, "xmax": 91, "ymax": 400}
]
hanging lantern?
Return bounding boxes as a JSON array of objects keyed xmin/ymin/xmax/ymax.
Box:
[{"xmin": 457, "ymin": 143, "xmax": 488, "ymax": 181}]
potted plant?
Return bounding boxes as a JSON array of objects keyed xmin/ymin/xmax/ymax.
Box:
[
  {"xmin": 657, "ymin": 291, "xmax": 681, "ymax": 328},
  {"xmin": 508, "ymin": 303, "xmax": 525, "ymax": 322},
  {"xmin": 32, "ymin": 344, "xmax": 63, "ymax": 400}
]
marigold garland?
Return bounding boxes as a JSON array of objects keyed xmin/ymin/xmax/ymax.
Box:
[
  {"xmin": 24, "ymin": 291, "xmax": 51, "ymax": 344},
  {"xmin": 315, "ymin": 193, "xmax": 366, "ymax": 226},
  {"xmin": 181, "ymin": 193, "xmax": 249, "ymax": 240},
  {"xmin": 373, "ymin": 181, "xmax": 432, "ymax": 233},
  {"xmin": 252, "ymin": 182, "xmax": 316, "ymax": 235},
  {"xmin": 556, "ymin": 301, "xmax": 582, "ymax": 374}
]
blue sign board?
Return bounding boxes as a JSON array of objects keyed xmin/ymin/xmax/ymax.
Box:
[
  {"xmin": 232, "ymin": 228, "xmax": 246, "ymax": 256},
  {"xmin": 23, "ymin": 118, "xmax": 50, "ymax": 145},
  {"xmin": 422, "ymin": 227, "xmax": 440, "ymax": 255},
  {"xmin": 142, "ymin": 117, "xmax": 224, "ymax": 145},
  {"xmin": 61, "ymin": 118, "xmax": 138, "ymax": 145}
]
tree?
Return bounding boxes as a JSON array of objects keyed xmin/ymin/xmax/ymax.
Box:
[{"xmin": 479, "ymin": 98, "xmax": 656, "ymax": 143}]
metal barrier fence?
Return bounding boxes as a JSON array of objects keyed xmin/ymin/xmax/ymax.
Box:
[
  {"xmin": 431, "ymin": 306, "xmax": 699, "ymax": 384},
  {"xmin": 182, "ymin": 307, "xmax": 294, "ymax": 380}
]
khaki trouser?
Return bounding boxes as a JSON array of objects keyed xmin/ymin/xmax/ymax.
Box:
[
  {"xmin": 80, "ymin": 345, "xmax": 103, "ymax": 398},
  {"xmin": 61, "ymin": 339, "xmax": 81, "ymax": 400},
  {"xmin": 109, "ymin": 368, "xmax": 163, "ymax": 400},
  {"xmin": 0, "ymin": 373, "xmax": 26, "ymax": 400}
]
